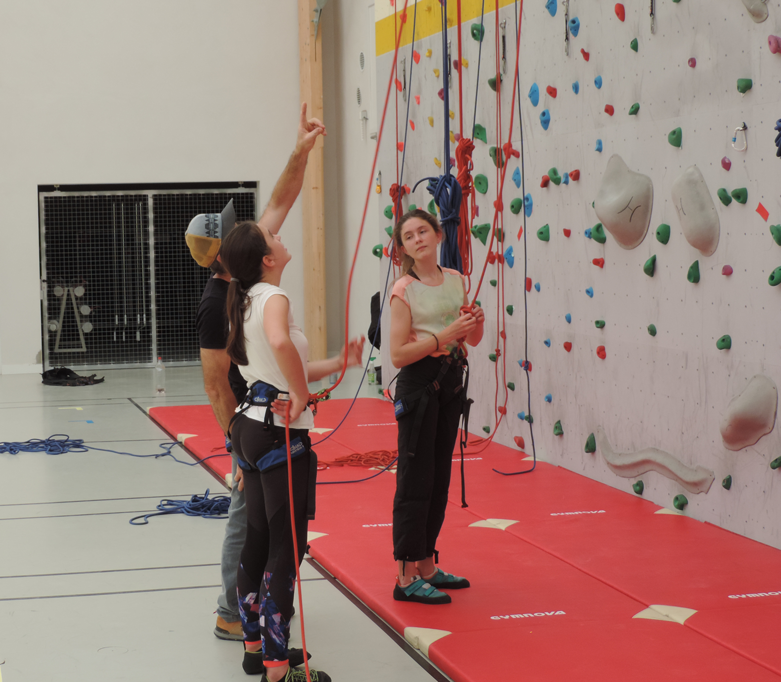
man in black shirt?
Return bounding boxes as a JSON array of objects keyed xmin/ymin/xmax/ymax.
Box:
[{"xmin": 188, "ymin": 103, "xmax": 326, "ymax": 641}]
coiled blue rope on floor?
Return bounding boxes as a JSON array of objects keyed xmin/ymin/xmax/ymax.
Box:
[{"xmin": 129, "ymin": 489, "xmax": 230, "ymax": 525}]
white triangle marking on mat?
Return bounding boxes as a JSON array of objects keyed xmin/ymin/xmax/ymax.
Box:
[
  {"xmin": 177, "ymin": 433, "xmax": 198, "ymax": 443},
  {"xmin": 655, "ymin": 508, "xmax": 685, "ymax": 516},
  {"xmin": 469, "ymin": 519, "xmax": 519, "ymax": 530},
  {"xmin": 310, "ymin": 428, "xmax": 333, "ymax": 434},
  {"xmin": 307, "ymin": 531, "xmax": 328, "ymax": 542},
  {"xmin": 404, "ymin": 627, "xmax": 452, "ymax": 658},
  {"xmin": 633, "ymin": 605, "xmax": 697, "ymax": 624}
]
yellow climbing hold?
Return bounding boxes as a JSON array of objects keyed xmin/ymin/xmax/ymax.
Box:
[
  {"xmin": 426, "ymin": 49, "xmax": 432, "ymax": 58},
  {"xmin": 434, "ymin": 68, "xmax": 440, "ymax": 78},
  {"xmin": 462, "ymin": 58, "xmax": 469, "ymax": 68},
  {"xmin": 449, "ymin": 131, "xmax": 455, "ymax": 143},
  {"xmin": 428, "ymin": 116, "xmax": 434, "ymax": 127},
  {"xmin": 449, "ymin": 110, "xmax": 455, "ymax": 120},
  {"xmin": 434, "ymin": 158, "xmax": 442, "ymax": 168}
]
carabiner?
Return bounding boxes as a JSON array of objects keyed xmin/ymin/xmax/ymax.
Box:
[{"xmin": 732, "ymin": 122, "xmax": 748, "ymax": 152}]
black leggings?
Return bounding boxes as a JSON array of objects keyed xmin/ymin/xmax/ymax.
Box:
[
  {"xmin": 393, "ymin": 355, "xmax": 464, "ymax": 563},
  {"xmin": 231, "ymin": 414, "xmax": 310, "ymax": 664}
]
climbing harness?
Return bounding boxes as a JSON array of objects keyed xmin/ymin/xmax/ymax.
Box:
[
  {"xmin": 732, "ymin": 122, "xmax": 748, "ymax": 152},
  {"xmin": 229, "ymin": 379, "xmax": 288, "ymax": 434}
]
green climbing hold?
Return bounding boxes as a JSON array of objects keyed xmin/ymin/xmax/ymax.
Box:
[
  {"xmin": 656, "ymin": 224, "xmax": 670, "ymax": 245},
  {"xmin": 428, "ymin": 199, "xmax": 437, "ymax": 215},
  {"xmin": 495, "ymin": 227, "xmax": 503, "ymax": 242},
  {"xmin": 592, "ymin": 223, "xmax": 607, "ymax": 244},
  {"xmin": 385, "ymin": 226, "xmax": 393, "ymax": 237},
  {"xmin": 717, "ymin": 188, "xmax": 732, "ymax": 206},
  {"xmin": 489, "ymin": 146, "xmax": 505, "ymax": 168},
  {"xmin": 731, "ymin": 188, "xmax": 748, "ymax": 204},
  {"xmin": 722, "ymin": 475, "xmax": 732, "ymax": 490},
  {"xmin": 475, "ymin": 300, "xmax": 481, "ymax": 307},
  {"xmin": 482, "ymin": 425, "xmax": 491, "ymax": 434},
  {"xmin": 548, "ymin": 168, "xmax": 562, "ymax": 185},
  {"xmin": 716, "ymin": 335, "xmax": 732, "ymax": 350},
  {"xmin": 770, "ymin": 225, "xmax": 781, "ymax": 246},
  {"xmin": 474, "ymin": 124, "xmax": 487, "ymax": 143},
  {"xmin": 630, "ymin": 38, "xmax": 638, "ymax": 52},
  {"xmin": 633, "ymin": 481, "xmax": 644, "ymax": 495},
  {"xmin": 585, "ymin": 433, "xmax": 596, "ymax": 453},
  {"xmin": 648, "ymin": 324, "xmax": 657, "ymax": 336},
  {"xmin": 595, "ymin": 320, "xmax": 606, "ymax": 329},
  {"xmin": 737, "ymin": 78, "xmax": 753, "ymax": 94},
  {"xmin": 768, "ymin": 267, "xmax": 781, "ymax": 287},
  {"xmin": 471, "ymin": 23, "xmax": 485, "ymax": 42},
  {"xmin": 537, "ymin": 224, "xmax": 550, "ymax": 242},
  {"xmin": 525, "ymin": 414, "xmax": 534, "ymax": 424},
  {"xmin": 471, "ymin": 223, "xmax": 490, "ymax": 245},
  {"xmin": 510, "ymin": 198, "xmax": 523, "ymax": 215},
  {"xmin": 673, "ymin": 494, "xmax": 688, "ymax": 510},
  {"xmin": 687, "ymin": 260, "xmax": 700, "ymax": 284},
  {"xmin": 489, "ymin": 353, "xmax": 497, "ymax": 362},
  {"xmin": 643, "ymin": 255, "xmax": 656, "ymax": 278},
  {"xmin": 490, "ymin": 279, "xmax": 497, "ymax": 287},
  {"xmin": 409, "ymin": 204, "xmax": 417, "ymax": 211},
  {"xmin": 771, "ymin": 456, "xmax": 781, "ymax": 470},
  {"xmin": 384, "ymin": 205, "xmax": 393, "ymax": 219},
  {"xmin": 506, "ymin": 305, "xmax": 514, "ymax": 315},
  {"xmin": 668, "ymin": 127, "xmax": 683, "ymax": 148},
  {"xmin": 507, "ymin": 382, "xmax": 515, "ymax": 391},
  {"xmin": 488, "ymin": 74, "xmax": 503, "ymax": 92},
  {"xmin": 553, "ymin": 420, "xmax": 563, "ymax": 436},
  {"xmin": 372, "ymin": 244, "xmax": 383, "ymax": 258},
  {"xmin": 628, "ymin": 102, "xmax": 640, "ymax": 116},
  {"xmin": 474, "ymin": 174, "xmax": 488, "ymax": 195}
]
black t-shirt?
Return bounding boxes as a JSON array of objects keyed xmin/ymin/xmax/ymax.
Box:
[{"xmin": 195, "ymin": 276, "xmax": 248, "ymax": 403}]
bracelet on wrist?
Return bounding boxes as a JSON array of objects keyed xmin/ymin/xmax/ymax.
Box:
[{"xmin": 432, "ymin": 333, "xmax": 439, "ymax": 351}]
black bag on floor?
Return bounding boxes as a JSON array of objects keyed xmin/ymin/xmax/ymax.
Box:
[{"xmin": 41, "ymin": 367, "xmax": 105, "ymax": 386}]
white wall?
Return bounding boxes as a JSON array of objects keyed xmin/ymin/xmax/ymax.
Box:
[{"xmin": 0, "ymin": 0, "xmax": 306, "ymax": 373}]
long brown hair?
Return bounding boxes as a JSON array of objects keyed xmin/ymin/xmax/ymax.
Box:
[
  {"xmin": 221, "ymin": 221, "xmax": 271, "ymax": 366},
  {"xmin": 391, "ymin": 208, "xmax": 444, "ymax": 276}
]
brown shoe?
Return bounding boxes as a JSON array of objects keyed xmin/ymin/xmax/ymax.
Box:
[{"xmin": 214, "ymin": 615, "xmax": 244, "ymax": 641}]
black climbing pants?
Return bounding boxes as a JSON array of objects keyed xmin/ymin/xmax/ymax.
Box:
[
  {"xmin": 231, "ymin": 414, "xmax": 310, "ymax": 663},
  {"xmin": 393, "ymin": 354, "xmax": 464, "ymax": 563}
]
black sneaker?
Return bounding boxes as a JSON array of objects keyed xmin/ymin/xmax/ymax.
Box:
[
  {"xmin": 242, "ymin": 648, "xmax": 312, "ymax": 675},
  {"xmin": 393, "ymin": 576, "xmax": 452, "ymax": 604},
  {"xmin": 261, "ymin": 666, "xmax": 331, "ymax": 682}
]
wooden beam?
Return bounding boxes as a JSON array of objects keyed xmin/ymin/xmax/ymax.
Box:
[{"xmin": 298, "ymin": 0, "xmax": 327, "ymax": 360}]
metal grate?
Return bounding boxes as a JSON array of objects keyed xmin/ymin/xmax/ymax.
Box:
[{"xmin": 40, "ymin": 188, "xmax": 256, "ymax": 370}]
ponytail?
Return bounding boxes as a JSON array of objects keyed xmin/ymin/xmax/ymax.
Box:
[{"xmin": 226, "ymin": 280, "xmax": 249, "ymax": 365}]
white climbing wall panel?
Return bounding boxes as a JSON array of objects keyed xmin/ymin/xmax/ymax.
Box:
[{"xmin": 375, "ymin": 0, "xmax": 781, "ymax": 549}]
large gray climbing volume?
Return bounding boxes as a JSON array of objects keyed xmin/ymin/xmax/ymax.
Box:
[
  {"xmin": 720, "ymin": 375, "xmax": 778, "ymax": 451},
  {"xmin": 594, "ymin": 155, "xmax": 654, "ymax": 250},
  {"xmin": 671, "ymin": 166, "xmax": 720, "ymax": 257},
  {"xmin": 741, "ymin": 0, "xmax": 769, "ymax": 22}
]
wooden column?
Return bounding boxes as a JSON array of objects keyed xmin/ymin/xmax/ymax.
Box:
[{"xmin": 298, "ymin": 0, "xmax": 327, "ymax": 360}]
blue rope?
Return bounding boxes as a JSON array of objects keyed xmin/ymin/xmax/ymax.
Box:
[
  {"xmin": 775, "ymin": 119, "xmax": 781, "ymax": 158},
  {"xmin": 129, "ymin": 489, "xmax": 230, "ymax": 525}
]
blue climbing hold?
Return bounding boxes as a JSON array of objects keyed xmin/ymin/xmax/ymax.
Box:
[
  {"xmin": 586, "ymin": 287, "xmax": 594, "ymax": 298},
  {"xmin": 504, "ymin": 246, "xmax": 515, "ymax": 268},
  {"xmin": 524, "ymin": 194, "xmax": 533, "ymax": 217},
  {"xmin": 540, "ymin": 109, "xmax": 551, "ymax": 130},
  {"xmin": 595, "ymin": 75, "xmax": 603, "ymax": 89},
  {"xmin": 572, "ymin": 81, "xmax": 580, "ymax": 94},
  {"xmin": 529, "ymin": 83, "xmax": 540, "ymax": 107},
  {"xmin": 545, "ymin": 0, "xmax": 557, "ymax": 17},
  {"xmin": 595, "ymin": 139, "xmax": 603, "ymax": 152},
  {"xmin": 568, "ymin": 17, "xmax": 580, "ymax": 37},
  {"xmin": 544, "ymin": 338, "xmax": 551, "ymax": 347},
  {"xmin": 534, "ymin": 282, "xmax": 541, "ymax": 292},
  {"xmin": 518, "ymin": 410, "xmax": 527, "ymax": 420},
  {"xmin": 545, "ymin": 394, "xmax": 553, "ymax": 403},
  {"xmin": 563, "ymin": 173, "xmax": 570, "ymax": 185},
  {"xmin": 565, "ymin": 313, "xmax": 572, "ymax": 323},
  {"xmin": 585, "ymin": 228, "xmax": 593, "ymax": 239},
  {"xmin": 512, "ymin": 167, "xmax": 521, "ymax": 188}
]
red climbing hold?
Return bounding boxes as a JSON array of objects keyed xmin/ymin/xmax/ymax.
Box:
[
  {"xmin": 581, "ymin": 49, "xmax": 590, "ymax": 61},
  {"xmin": 546, "ymin": 85, "xmax": 557, "ymax": 98},
  {"xmin": 498, "ymin": 406, "xmax": 507, "ymax": 415},
  {"xmin": 497, "ymin": 253, "xmax": 505, "ymax": 265},
  {"xmin": 514, "ymin": 436, "xmax": 525, "ymax": 449},
  {"xmin": 493, "ymin": 199, "xmax": 503, "ymax": 211},
  {"xmin": 722, "ymin": 265, "xmax": 733, "ymax": 276},
  {"xmin": 757, "ymin": 203, "xmax": 770, "ymax": 222},
  {"xmin": 526, "ymin": 277, "xmax": 532, "ymax": 292},
  {"xmin": 383, "ymin": 246, "xmax": 390, "ymax": 258},
  {"xmin": 541, "ymin": 175, "xmax": 551, "ymax": 188},
  {"xmin": 688, "ymin": 58, "xmax": 696, "ymax": 68},
  {"xmin": 597, "ymin": 346, "xmax": 607, "ymax": 359},
  {"xmin": 563, "ymin": 229, "xmax": 572, "ymax": 238},
  {"xmin": 503, "ymin": 142, "xmax": 520, "ymax": 159},
  {"xmin": 414, "ymin": 95, "xmax": 420, "ymax": 105},
  {"xmin": 569, "ymin": 169, "xmax": 580, "ymax": 181},
  {"xmin": 413, "ymin": 50, "xmax": 421, "ymax": 64},
  {"xmin": 593, "ymin": 258, "xmax": 605, "ymax": 268},
  {"xmin": 438, "ymin": 88, "xmax": 445, "ymax": 101},
  {"xmin": 517, "ymin": 226, "xmax": 524, "ymax": 240},
  {"xmin": 397, "ymin": 142, "xmax": 404, "ymax": 152},
  {"xmin": 605, "ymin": 105, "xmax": 615, "ymax": 116},
  {"xmin": 487, "ymin": 252, "xmax": 497, "ymax": 265},
  {"xmin": 499, "ymin": 331, "xmax": 506, "ymax": 340},
  {"xmin": 564, "ymin": 342, "xmax": 573, "ymax": 352},
  {"xmin": 410, "ymin": 121, "xmax": 416, "ymax": 131},
  {"xmin": 395, "ymin": 79, "xmax": 403, "ymax": 92},
  {"xmin": 615, "ymin": 3, "xmax": 625, "ymax": 21}
]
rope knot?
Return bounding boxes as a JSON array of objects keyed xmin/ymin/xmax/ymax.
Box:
[{"xmin": 502, "ymin": 142, "xmax": 520, "ymax": 159}]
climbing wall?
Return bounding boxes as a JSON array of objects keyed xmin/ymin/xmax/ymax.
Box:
[{"xmin": 374, "ymin": 0, "xmax": 781, "ymax": 550}]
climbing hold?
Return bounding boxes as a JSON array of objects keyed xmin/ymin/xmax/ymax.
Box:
[
  {"xmin": 449, "ymin": 131, "xmax": 455, "ymax": 144},
  {"xmin": 585, "ymin": 228, "xmax": 593, "ymax": 239},
  {"xmin": 722, "ymin": 265, "xmax": 733, "ymax": 276},
  {"xmin": 630, "ymin": 38, "xmax": 638, "ymax": 52},
  {"xmin": 384, "ymin": 205, "xmax": 393, "ymax": 219},
  {"xmin": 397, "ymin": 142, "xmax": 405, "ymax": 153},
  {"xmin": 545, "ymin": 0, "xmax": 557, "ymax": 16},
  {"xmin": 428, "ymin": 199, "xmax": 437, "ymax": 215},
  {"xmin": 594, "ymin": 75, "xmax": 603, "ymax": 89},
  {"xmin": 474, "ymin": 124, "xmax": 487, "ymax": 143},
  {"xmin": 568, "ymin": 17, "xmax": 580, "ymax": 36},
  {"xmin": 489, "ymin": 147, "xmax": 505, "ymax": 169},
  {"xmin": 593, "ymin": 258, "xmax": 605, "ymax": 268},
  {"xmin": 628, "ymin": 102, "xmax": 640, "ymax": 116},
  {"xmin": 489, "ymin": 352, "xmax": 497, "ymax": 361},
  {"xmin": 570, "ymin": 170, "xmax": 580, "ymax": 181},
  {"xmin": 722, "ymin": 475, "xmax": 732, "ymax": 490},
  {"xmin": 595, "ymin": 320, "xmax": 606, "ymax": 329},
  {"xmin": 563, "ymin": 229, "xmax": 571, "ymax": 238},
  {"xmin": 672, "ymin": 166, "xmax": 720, "ymax": 256},
  {"xmin": 596, "ymin": 139, "xmax": 603, "ymax": 152},
  {"xmin": 572, "ymin": 81, "xmax": 580, "ymax": 94},
  {"xmin": 540, "ymin": 175, "xmax": 551, "ymax": 188},
  {"xmin": 721, "ymin": 157, "xmax": 731, "ymax": 171},
  {"xmin": 545, "ymin": 393, "xmax": 553, "ymax": 403},
  {"xmin": 494, "ymin": 227, "xmax": 504, "ymax": 242},
  {"xmin": 534, "ymin": 283, "xmax": 541, "ymax": 292},
  {"xmin": 668, "ymin": 127, "xmax": 683, "ymax": 148},
  {"xmin": 504, "ymin": 246, "xmax": 515, "ymax": 268},
  {"xmin": 731, "ymin": 188, "xmax": 748, "ymax": 204},
  {"xmin": 426, "ymin": 49, "xmax": 432, "ymax": 58},
  {"xmin": 488, "ymin": 74, "xmax": 503, "ymax": 92},
  {"xmin": 596, "ymin": 346, "xmax": 607, "ymax": 359},
  {"xmin": 548, "ymin": 168, "xmax": 562, "ymax": 185},
  {"xmin": 605, "ymin": 104, "xmax": 615, "ymax": 116},
  {"xmin": 585, "ymin": 287, "xmax": 594, "ymax": 298},
  {"xmin": 553, "ymin": 420, "xmax": 564, "ymax": 436},
  {"xmin": 772, "ymin": 457, "xmax": 781, "ymax": 470},
  {"xmin": 540, "ymin": 109, "xmax": 551, "ymax": 130},
  {"xmin": 409, "ymin": 204, "xmax": 417, "ymax": 212},
  {"xmin": 471, "ymin": 223, "xmax": 490, "ymax": 245},
  {"xmin": 506, "ymin": 305, "xmax": 514, "ymax": 315},
  {"xmin": 656, "ymin": 224, "xmax": 670, "ymax": 245},
  {"xmin": 673, "ymin": 494, "xmax": 688, "ymax": 511},
  {"xmin": 433, "ymin": 157, "xmax": 441, "ymax": 168},
  {"xmin": 372, "ymin": 244, "xmax": 383, "ymax": 258},
  {"xmin": 770, "ymin": 225, "xmax": 781, "ymax": 245},
  {"xmin": 512, "ymin": 167, "xmax": 521, "ymax": 188},
  {"xmin": 518, "ymin": 411, "xmax": 526, "ymax": 420},
  {"xmin": 482, "ymin": 426, "xmax": 491, "ymax": 434},
  {"xmin": 585, "ymin": 433, "xmax": 597, "ymax": 453},
  {"xmin": 769, "ymin": 267, "xmax": 781, "ymax": 286},
  {"xmin": 537, "ymin": 224, "xmax": 551, "ymax": 242},
  {"xmin": 717, "ymin": 188, "xmax": 733, "ymax": 206},
  {"xmin": 633, "ymin": 481, "xmax": 644, "ymax": 495},
  {"xmin": 384, "ymin": 226, "xmax": 393, "ymax": 237},
  {"xmin": 615, "ymin": 3, "xmax": 625, "ymax": 21},
  {"xmin": 648, "ymin": 324, "xmax": 657, "ymax": 336},
  {"xmin": 717, "ymin": 335, "xmax": 732, "ymax": 350},
  {"xmin": 757, "ymin": 203, "xmax": 769, "ymax": 222},
  {"xmin": 508, "ymin": 383, "xmax": 516, "ymax": 392},
  {"xmin": 412, "ymin": 51, "xmax": 420, "ymax": 64},
  {"xmin": 688, "ymin": 57, "xmax": 696, "ymax": 68},
  {"xmin": 741, "ymin": 0, "xmax": 769, "ymax": 22},
  {"xmin": 528, "ymin": 83, "xmax": 540, "ymax": 106},
  {"xmin": 474, "ymin": 174, "xmax": 488, "ymax": 195},
  {"xmin": 565, "ymin": 313, "xmax": 572, "ymax": 323},
  {"xmin": 526, "ymin": 414, "xmax": 534, "ymax": 423},
  {"xmin": 737, "ymin": 78, "xmax": 753, "ymax": 94},
  {"xmin": 564, "ymin": 342, "xmax": 573, "ymax": 352},
  {"xmin": 546, "ymin": 85, "xmax": 558, "ymax": 98},
  {"xmin": 581, "ymin": 49, "xmax": 590, "ymax": 61},
  {"xmin": 513, "ymin": 434, "xmax": 524, "ymax": 447},
  {"xmin": 435, "ymin": 70, "xmax": 441, "ymax": 79},
  {"xmin": 643, "ymin": 255, "xmax": 656, "ymax": 277},
  {"xmin": 526, "ymin": 278, "xmax": 532, "ymax": 292},
  {"xmin": 470, "ymin": 23, "xmax": 485, "ymax": 41},
  {"xmin": 525, "ymin": 194, "xmax": 533, "ymax": 216},
  {"xmin": 449, "ymin": 110, "xmax": 456, "ymax": 120},
  {"xmin": 688, "ymin": 260, "xmax": 700, "ymax": 283},
  {"xmin": 490, "ymin": 279, "xmax": 497, "ymax": 287},
  {"xmin": 592, "ymin": 223, "xmax": 607, "ymax": 244},
  {"xmin": 770, "ymin": 35, "xmax": 781, "ymax": 54}
]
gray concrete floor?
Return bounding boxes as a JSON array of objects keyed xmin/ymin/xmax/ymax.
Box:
[{"xmin": 0, "ymin": 366, "xmax": 446, "ymax": 682}]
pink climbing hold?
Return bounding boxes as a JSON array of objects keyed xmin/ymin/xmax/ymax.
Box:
[
  {"xmin": 722, "ymin": 265, "xmax": 734, "ymax": 276},
  {"xmin": 769, "ymin": 35, "xmax": 781, "ymax": 55},
  {"xmin": 413, "ymin": 50, "xmax": 421, "ymax": 64},
  {"xmin": 596, "ymin": 346, "xmax": 607, "ymax": 359},
  {"xmin": 593, "ymin": 258, "xmax": 605, "ymax": 268},
  {"xmin": 604, "ymin": 104, "xmax": 615, "ymax": 116},
  {"xmin": 688, "ymin": 58, "xmax": 696, "ymax": 68},
  {"xmin": 414, "ymin": 95, "xmax": 420, "ymax": 105},
  {"xmin": 514, "ymin": 436, "xmax": 526, "ymax": 449},
  {"xmin": 438, "ymin": 88, "xmax": 445, "ymax": 101},
  {"xmin": 563, "ymin": 229, "xmax": 572, "ymax": 238},
  {"xmin": 569, "ymin": 169, "xmax": 580, "ymax": 181},
  {"xmin": 581, "ymin": 49, "xmax": 590, "ymax": 61},
  {"xmin": 541, "ymin": 175, "xmax": 551, "ymax": 188},
  {"xmin": 453, "ymin": 59, "xmax": 460, "ymax": 71},
  {"xmin": 757, "ymin": 203, "xmax": 770, "ymax": 222},
  {"xmin": 615, "ymin": 3, "xmax": 625, "ymax": 21},
  {"xmin": 454, "ymin": 132, "xmax": 461, "ymax": 142},
  {"xmin": 722, "ymin": 157, "xmax": 732, "ymax": 171},
  {"xmin": 546, "ymin": 85, "xmax": 558, "ymax": 98},
  {"xmin": 564, "ymin": 342, "xmax": 573, "ymax": 352}
]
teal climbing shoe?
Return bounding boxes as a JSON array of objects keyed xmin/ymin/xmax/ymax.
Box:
[{"xmin": 393, "ymin": 576, "xmax": 451, "ymax": 604}]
